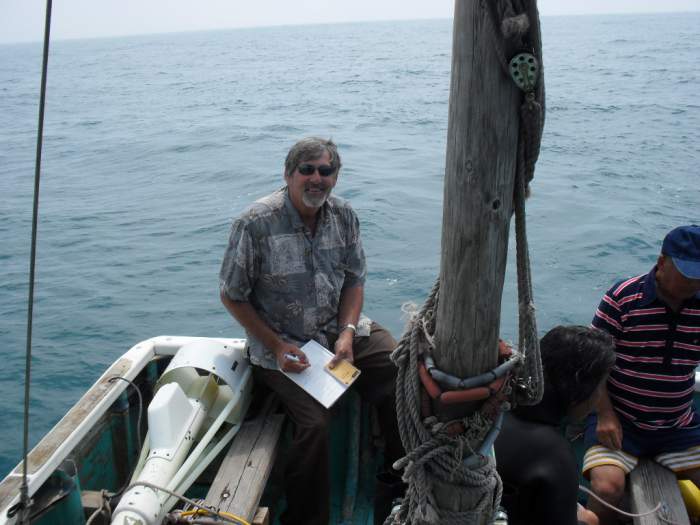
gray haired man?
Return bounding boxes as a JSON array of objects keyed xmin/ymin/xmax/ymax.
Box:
[{"xmin": 220, "ymin": 137, "xmax": 404, "ymax": 525}]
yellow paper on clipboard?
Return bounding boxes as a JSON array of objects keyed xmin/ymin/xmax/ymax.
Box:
[{"xmin": 324, "ymin": 359, "xmax": 361, "ymax": 386}]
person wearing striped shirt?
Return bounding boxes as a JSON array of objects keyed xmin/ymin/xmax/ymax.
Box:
[{"xmin": 583, "ymin": 225, "xmax": 700, "ymax": 525}]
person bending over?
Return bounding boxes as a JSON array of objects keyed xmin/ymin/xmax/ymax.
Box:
[{"xmin": 495, "ymin": 325, "xmax": 616, "ymax": 525}]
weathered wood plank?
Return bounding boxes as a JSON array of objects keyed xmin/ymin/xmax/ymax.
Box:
[
  {"xmin": 629, "ymin": 459, "xmax": 690, "ymax": 525},
  {"xmin": 0, "ymin": 358, "xmax": 134, "ymax": 511},
  {"xmin": 204, "ymin": 412, "xmax": 285, "ymax": 522},
  {"xmin": 253, "ymin": 506, "xmax": 270, "ymax": 525}
]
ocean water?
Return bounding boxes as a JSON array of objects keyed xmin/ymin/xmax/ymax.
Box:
[{"xmin": 1, "ymin": 13, "xmax": 698, "ymax": 477}]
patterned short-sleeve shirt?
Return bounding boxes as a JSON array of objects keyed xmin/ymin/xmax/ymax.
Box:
[{"xmin": 220, "ymin": 187, "xmax": 370, "ymax": 369}]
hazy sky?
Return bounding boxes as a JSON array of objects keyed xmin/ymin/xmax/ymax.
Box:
[{"xmin": 2, "ymin": 0, "xmax": 699, "ymax": 44}]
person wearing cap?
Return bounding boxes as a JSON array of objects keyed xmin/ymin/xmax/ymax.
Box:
[
  {"xmin": 219, "ymin": 137, "xmax": 404, "ymax": 525},
  {"xmin": 583, "ymin": 225, "xmax": 700, "ymax": 525}
]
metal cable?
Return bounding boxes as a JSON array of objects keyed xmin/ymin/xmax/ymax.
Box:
[{"xmin": 19, "ymin": 1, "xmax": 53, "ymax": 522}]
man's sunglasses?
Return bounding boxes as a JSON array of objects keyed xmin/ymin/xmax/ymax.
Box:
[{"xmin": 297, "ymin": 163, "xmax": 336, "ymax": 177}]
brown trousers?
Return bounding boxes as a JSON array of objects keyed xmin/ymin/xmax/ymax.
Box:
[{"xmin": 252, "ymin": 322, "xmax": 403, "ymax": 525}]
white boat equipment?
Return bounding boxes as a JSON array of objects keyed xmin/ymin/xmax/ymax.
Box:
[{"xmin": 110, "ymin": 338, "xmax": 252, "ymax": 525}]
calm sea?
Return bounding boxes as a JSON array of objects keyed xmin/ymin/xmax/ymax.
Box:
[{"xmin": 1, "ymin": 13, "xmax": 698, "ymax": 476}]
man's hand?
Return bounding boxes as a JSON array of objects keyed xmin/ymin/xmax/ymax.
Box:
[
  {"xmin": 221, "ymin": 297, "xmax": 309, "ymax": 373},
  {"xmin": 275, "ymin": 341, "xmax": 310, "ymax": 374},
  {"xmin": 594, "ymin": 385, "xmax": 623, "ymax": 450},
  {"xmin": 329, "ymin": 330, "xmax": 354, "ymax": 369},
  {"xmin": 596, "ymin": 410, "xmax": 623, "ymax": 450}
]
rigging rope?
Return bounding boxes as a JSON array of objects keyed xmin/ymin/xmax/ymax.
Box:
[
  {"xmin": 388, "ymin": 1, "xmax": 545, "ymax": 523},
  {"xmin": 390, "ymin": 282, "xmax": 505, "ymax": 524},
  {"xmin": 17, "ymin": 1, "xmax": 53, "ymax": 523},
  {"xmin": 508, "ymin": 0, "xmax": 545, "ymax": 407}
]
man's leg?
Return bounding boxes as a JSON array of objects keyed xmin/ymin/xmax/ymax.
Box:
[
  {"xmin": 655, "ymin": 441, "xmax": 700, "ymax": 485},
  {"xmin": 349, "ymin": 322, "xmax": 405, "ymax": 524},
  {"xmin": 351, "ymin": 322, "xmax": 404, "ymax": 469},
  {"xmin": 253, "ymin": 366, "xmax": 331, "ymax": 525},
  {"xmin": 587, "ymin": 464, "xmax": 627, "ymax": 525},
  {"xmin": 581, "ymin": 415, "xmax": 639, "ymax": 525},
  {"xmin": 651, "ymin": 417, "xmax": 700, "ymax": 483}
]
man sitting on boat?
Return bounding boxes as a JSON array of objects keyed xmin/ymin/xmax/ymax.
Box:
[
  {"xmin": 495, "ymin": 325, "xmax": 615, "ymax": 525},
  {"xmin": 583, "ymin": 224, "xmax": 700, "ymax": 524},
  {"xmin": 219, "ymin": 137, "xmax": 404, "ymax": 525}
]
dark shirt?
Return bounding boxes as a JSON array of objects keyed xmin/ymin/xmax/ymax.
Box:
[
  {"xmin": 592, "ymin": 267, "xmax": 700, "ymax": 430},
  {"xmin": 494, "ymin": 392, "xmax": 581, "ymax": 525}
]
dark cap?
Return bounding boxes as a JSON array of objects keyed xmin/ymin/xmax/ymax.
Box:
[{"xmin": 662, "ymin": 225, "xmax": 700, "ymax": 279}]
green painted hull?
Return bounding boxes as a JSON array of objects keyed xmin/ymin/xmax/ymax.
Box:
[{"xmin": 25, "ymin": 356, "xmax": 383, "ymax": 525}]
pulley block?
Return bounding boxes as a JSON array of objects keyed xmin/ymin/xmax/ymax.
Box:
[{"xmin": 509, "ymin": 52, "xmax": 539, "ymax": 92}]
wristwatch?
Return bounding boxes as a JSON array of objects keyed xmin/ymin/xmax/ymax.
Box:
[{"xmin": 341, "ymin": 323, "xmax": 357, "ymax": 334}]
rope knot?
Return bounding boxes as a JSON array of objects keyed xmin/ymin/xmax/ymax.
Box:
[{"xmin": 501, "ymin": 13, "xmax": 530, "ymax": 39}]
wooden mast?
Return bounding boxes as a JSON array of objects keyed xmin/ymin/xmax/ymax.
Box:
[
  {"xmin": 431, "ymin": 1, "xmax": 522, "ymax": 521},
  {"xmin": 435, "ymin": 1, "xmax": 520, "ymax": 380}
]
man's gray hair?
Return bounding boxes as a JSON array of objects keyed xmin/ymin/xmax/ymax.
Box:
[{"xmin": 284, "ymin": 137, "xmax": 342, "ymax": 177}]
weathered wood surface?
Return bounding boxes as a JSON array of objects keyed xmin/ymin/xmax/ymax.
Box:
[
  {"xmin": 81, "ymin": 490, "xmax": 109, "ymax": 525},
  {"xmin": 253, "ymin": 506, "xmax": 270, "ymax": 525},
  {"xmin": 434, "ymin": 0, "xmax": 522, "ymax": 379},
  {"xmin": 204, "ymin": 411, "xmax": 284, "ymax": 522},
  {"xmin": 431, "ymin": 0, "xmax": 541, "ymax": 523},
  {"xmin": 0, "ymin": 358, "xmax": 134, "ymax": 511},
  {"xmin": 630, "ymin": 459, "xmax": 690, "ymax": 525}
]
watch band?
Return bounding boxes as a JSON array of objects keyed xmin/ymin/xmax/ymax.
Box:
[{"xmin": 342, "ymin": 323, "xmax": 357, "ymax": 334}]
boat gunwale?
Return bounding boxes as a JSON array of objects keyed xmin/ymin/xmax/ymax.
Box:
[{"xmin": 0, "ymin": 335, "xmax": 246, "ymax": 523}]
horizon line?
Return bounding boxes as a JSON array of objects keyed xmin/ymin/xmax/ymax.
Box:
[{"xmin": 1, "ymin": 9, "xmax": 698, "ymax": 46}]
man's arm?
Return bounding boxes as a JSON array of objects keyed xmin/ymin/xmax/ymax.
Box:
[
  {"xmin": 594, "ymin": 384, "xmax": 622, "ymax": 450},
  {"xmin": 329, "ymin": 285, "xmax": 363, "ymax": 367},
  {"xmin": 591, "ymin": 286, "xmax": 624, "ymax": 449},
  {"xmin": 220, "ymin": 291, "xmax": 309, "ymax": 373}
]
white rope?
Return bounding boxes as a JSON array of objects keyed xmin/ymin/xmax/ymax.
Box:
[
  {"xmin": 578, "ymin": 485, "xmax": 685, "ymax": 525},
  {"xmin": 85, "ymin": 490, "xmax": 111, "ymax": 525}
]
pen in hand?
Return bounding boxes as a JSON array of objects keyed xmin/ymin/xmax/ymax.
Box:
[{"xmin": 277, "ymin": 344, "xmax": 309, "ymax": 373}]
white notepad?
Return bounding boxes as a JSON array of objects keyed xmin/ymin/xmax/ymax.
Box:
[{"xmin": 280, "ymin": 340, "xmax": 360, "ymax": 409}]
